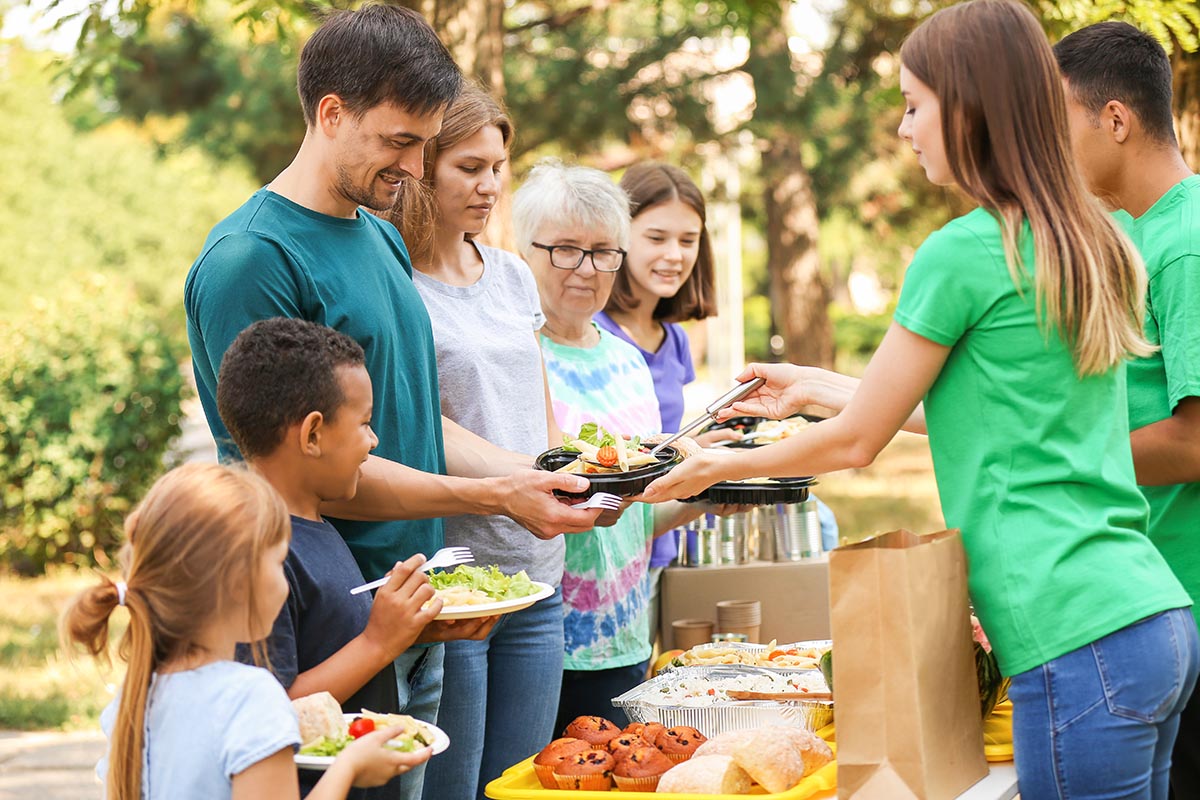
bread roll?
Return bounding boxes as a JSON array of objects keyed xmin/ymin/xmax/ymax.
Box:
[
  {"xmin": 692, "ymin": 728, "xmax": 756, "ymax": 758},
  {"xmin": 773, "ymin": 726, "xmax": 833, "ymax": 777},
  {"xmin": 692, "ymin": 726, "xmax": 834, "ymax": 791},
  {"xmin": 656, "ymin": 755, "xmax": 752, "ymax": 794},
  {"xmin": 291, "ymin": 691, "xmax": 347, "ymax": 745},
  {"xmin": 731, "ymin": 735, "xmax": 806, "ymax": 793}
]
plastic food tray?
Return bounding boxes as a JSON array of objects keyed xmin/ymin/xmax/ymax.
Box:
[
  {"xmin": 484, "ymin": 755, "xmax": 838, "ymax": 800},
  {"xmin": 668, "ymin": 641, "xmax": 833, "ymax": 670},
  {"xmin": 682, "ymin": 477, "xmax": 817, "ymax": 505},
  {"xmin": 610, "ymin": 665, "xmax": 834, "ymax": 735},
  {"xmin": 699, "ymin": 414, "xmax": 827, "ymax": 450},
  {"xmin": 534, "ymin": 446, "xmax": 681, "ymax": 500}
]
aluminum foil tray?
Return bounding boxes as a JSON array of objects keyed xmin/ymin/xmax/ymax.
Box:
[
  {"xmin": 667, "ymin": 640, "xmax": 833, "ymax": 670},
  {"xmin": 610, "ymin": 665, "xmax": 833, "ymax": 735}
]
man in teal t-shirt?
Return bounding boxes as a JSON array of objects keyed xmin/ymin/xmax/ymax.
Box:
[
  {"xmin": 184, "ymin": 9, "xmax": 601, "ymax": 800},
  {"xmin": 1057, "ymin": 23, "xmax": 1200, "ymax": 796}
]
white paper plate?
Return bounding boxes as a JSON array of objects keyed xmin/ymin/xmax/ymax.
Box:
[
  {"xmin": 434, "ymin": 581, "xmax": 555, "ymax": 621},
  {"xmin": 295, "ymin": 714, "xmax": 450, "ymax": 771}
]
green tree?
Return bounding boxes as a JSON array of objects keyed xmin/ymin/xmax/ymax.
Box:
[
  {"xmin": 34, "ymin": 0, "xmax": 1200, "ymax": 365},
  {"xmin": 0, "ymin": 44, "xmax": 255, "ymax": 324}
]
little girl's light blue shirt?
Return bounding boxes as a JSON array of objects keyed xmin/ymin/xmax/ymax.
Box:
[{"xmin": 98, "ymin": 660, "xmax": 300, "ymax": 799}]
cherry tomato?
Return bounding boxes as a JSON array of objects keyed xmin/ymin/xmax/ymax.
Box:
[{"xmin": 348, "ymin": 717, "xmax": 375, "ymax": 739}]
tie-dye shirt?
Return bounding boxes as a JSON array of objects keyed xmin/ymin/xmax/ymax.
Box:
[{"xmin": 540, "ymin": 326, "xmax": 662, "ymax": 671}]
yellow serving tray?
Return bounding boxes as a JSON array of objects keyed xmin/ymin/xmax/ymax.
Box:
[
  {"xmin": 812, "ymin": 701, "xmax": 1014, "ymax": 764},
  {"xmin": 485, "ymin": 705, "xmax": 1012, "ymax": 800},
  {"xmin": 484, "ymin": 756, "xmax": 838, "ymax": 800}
]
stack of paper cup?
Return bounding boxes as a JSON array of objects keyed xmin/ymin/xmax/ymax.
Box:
[
  {"xmin": 715, "ymin": 599, "xmax": 762, "ymax": 643},
  {"xmin": 672, "ymin": 618, "xmax": 714, "ymax": 650}
]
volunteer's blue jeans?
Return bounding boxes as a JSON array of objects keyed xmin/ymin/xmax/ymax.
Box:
[
  {"xmin": 420, "ymin": 589, "xmax": 564, "ymax": 800},
  {"xmin": 394, "ymin": 643, "xmax": 445, "ymax": 800},
  {"xmin": 1010, "ymin": 608, "xmax": 1199, "ymax": 800}
]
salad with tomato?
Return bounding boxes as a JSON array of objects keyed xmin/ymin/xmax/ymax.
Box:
[{"xmin": 298, "ymin": 710, "xmax": 434, "ymax": 757}]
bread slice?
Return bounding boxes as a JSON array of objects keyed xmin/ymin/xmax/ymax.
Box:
[
  {"xmin": 292, "ymin": 691, "xmax": 347, "ymax": 745},
  {"xmin": 656, "ymin": 755, "xmax": 752, "ymax": 794}
]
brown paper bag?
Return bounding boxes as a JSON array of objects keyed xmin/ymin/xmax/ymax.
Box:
[{"xmin": 830, "ymin": 529, "xmax": 987, "ymax": 799}]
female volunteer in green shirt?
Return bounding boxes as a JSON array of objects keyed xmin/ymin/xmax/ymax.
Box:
[{"xmin": 643, "ymin": 1, "xmax": 1197, "ymax": 796}]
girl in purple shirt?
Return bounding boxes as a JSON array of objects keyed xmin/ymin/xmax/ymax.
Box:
[{"xmin": 595, "ymin": 163, "xmax": 736, "ymax": 637}]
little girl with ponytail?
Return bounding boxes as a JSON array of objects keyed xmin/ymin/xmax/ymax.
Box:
[{"xmin": 62, "ymin": 463, "xmax": 429, "ymax": 800}]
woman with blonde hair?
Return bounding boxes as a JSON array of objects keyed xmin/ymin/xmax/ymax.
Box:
[
  {"xmin": 379, "ymin": 83, "xmax": 567, "ymax": 800},
  {"xmin": 62, "ymin": 464, "xmax": 427, "ymax": 800},
  {"xmin": 644, "ymin": 1, "xmax": 1196, "ymax": 795}
]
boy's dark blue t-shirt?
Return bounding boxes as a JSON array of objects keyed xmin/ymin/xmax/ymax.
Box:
[{"xmin": 237, "ymin": 515, "xmax": 401, "ymax": 798}]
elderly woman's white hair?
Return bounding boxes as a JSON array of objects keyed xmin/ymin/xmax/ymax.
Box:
[{"xmin": 513, "ymin": 159, "xmax": 631, "ymax": 255}]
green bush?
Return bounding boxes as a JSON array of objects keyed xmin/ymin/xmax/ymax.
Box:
[
  {"xmin": 831, "ymin": 302, "xmax": 893, "ymax": 364},
  {"xmin": 0, "ymin": 274, "xmax": 188, "ymax": 575}
]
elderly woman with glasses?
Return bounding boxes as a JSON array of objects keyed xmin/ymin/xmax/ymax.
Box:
[{"xmin": 514, "ymin": 160, "xmax": 708, "ymax": 730}]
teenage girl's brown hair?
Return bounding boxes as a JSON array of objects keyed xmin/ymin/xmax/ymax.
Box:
[
  {"xmin": 380, "ymin": 80, "xmax": 513, "ymax": 267},
  {"xmin": 60, "ymin": 463, "xmax": 290, "ymax": 800},
  {"xmin": 900, "ymin": 0, "xmax": 1151, "ymax": 375},
  {"xmin": 606, "ymin": 162, "xmax": 718, "ymax": 323}
]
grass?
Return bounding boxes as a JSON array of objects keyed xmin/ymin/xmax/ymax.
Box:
[
  {"xmin": 814, "ymin": 431, "xmax": 946, "ymax": 545},
  {"xmin": 0, "ymin": 432, "xmax": 944, "ymax": 732},
  {"xmin": 0, "ymin": 568, "xmax": 123, "ymax": 731}
]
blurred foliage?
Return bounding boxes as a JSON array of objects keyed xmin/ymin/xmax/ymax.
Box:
[
  {"xmin": 0, "ymin": 274, "xmax": 189, "ymax": 575},
  {"xmin": 831, "ymin": 302, "xmax": 893, "ymax": 365},
  {"xmin": 27, "ymin": 0, "xmax": 1200, "ymax": 312},
  {"xmin": 56, "ymin": 8, "xmax": 309, "ymax": 183},
  {"xmin": 0, "ymin": 45, "xmax": 252, "ymax": 575},
  {"xmin": 0, "ymin": 45, "xmax": 256, "ymax": 328},
  {"xmin": 1035, "ymin": 0, "xmax": 1200, "ymax": 49}
]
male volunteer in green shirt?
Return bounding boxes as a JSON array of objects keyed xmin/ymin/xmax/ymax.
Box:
[
  {"xmin": 184, "ymin": 8, "xmax": 601, "ymax": 800},
  {"xmin": 1056, "ymin": 23, "xmax": 1200, "ymax": 797}
]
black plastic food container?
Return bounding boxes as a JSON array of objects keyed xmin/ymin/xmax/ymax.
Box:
[{"xmin": 533, "ymin": 445, "xmax": 681, "ymax": 499}]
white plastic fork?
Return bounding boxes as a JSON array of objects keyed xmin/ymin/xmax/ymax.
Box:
[
  {"xmin": 349, "ymin": 546, "xmax": 475, "ymax": 595},
  {"xmin": 571, "ymin": 491, "xmax": 622, "ymax": 511}
]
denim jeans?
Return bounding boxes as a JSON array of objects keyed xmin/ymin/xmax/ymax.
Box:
[
  {"xmin": 1010, "ymin": 608, "xmax": 1199, "ymax": 800},
  {"xmin": 420, "ymin": 590, "xmax": 564, "ymax": 800},
  {"xmin": 393, "ymin": 644, "xmax": 445, "ymax": 800}
]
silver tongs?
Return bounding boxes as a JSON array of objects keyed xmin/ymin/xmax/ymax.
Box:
[{"xmin": 648, "ymin": 377, "xmax": 766, "ymax": 457}]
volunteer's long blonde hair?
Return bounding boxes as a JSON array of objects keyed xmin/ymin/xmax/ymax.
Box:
[
  {"xmin": 901, "ymin": 0, "xmax": 1153, "ymax": 375},
  {"xmin": 60, "ymin": 463, "xmax": 290, "ymax": 800}
]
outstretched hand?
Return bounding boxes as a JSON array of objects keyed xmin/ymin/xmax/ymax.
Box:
[
  {"xmin": 714, "ymin": 363, "xmax": 810, "ymax": 422},
  {"xmin": 640, "ymin": 451, "xmax": 730, "ymax": 504}
]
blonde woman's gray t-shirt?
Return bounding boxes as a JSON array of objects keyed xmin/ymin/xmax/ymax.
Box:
[{"xmin": 413, "ymin": 243, "xmax": 564, "ymax": 585}]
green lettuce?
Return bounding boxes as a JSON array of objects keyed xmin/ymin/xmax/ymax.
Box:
[
  {"xmin": 299, "ymin": 735, "xmax": 349, "ymax": 757},
  {"xmin": 564, "ymin": 422, "xmax": 619, "ymax": 449},
  {"xmin": 428, "ymin": 564, "xmax": 539, "ymax": 601}
]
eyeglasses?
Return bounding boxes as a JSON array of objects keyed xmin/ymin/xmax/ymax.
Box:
[{"xmin": 531, "ymin": 242, "xmax": 626, "ymax": 272}]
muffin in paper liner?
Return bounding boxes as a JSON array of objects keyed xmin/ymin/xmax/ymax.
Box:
[
  {"xmin": 532, "ymin": 762, "xmax": 557, "ymax": 789},
  {"xmin": 534, "ymin": 738, "xmax": 592, "ymax": 789},
  {"xmin": 552, "ymin": 771, "xmax": 613, "ymax": 791},
  {"xmin": 553, "ymin": 748, "xmax": 616, "ymax": 791},
  {"xmin": 613, "ymin": 773, "xmax": 663, "ymax": 792}
]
